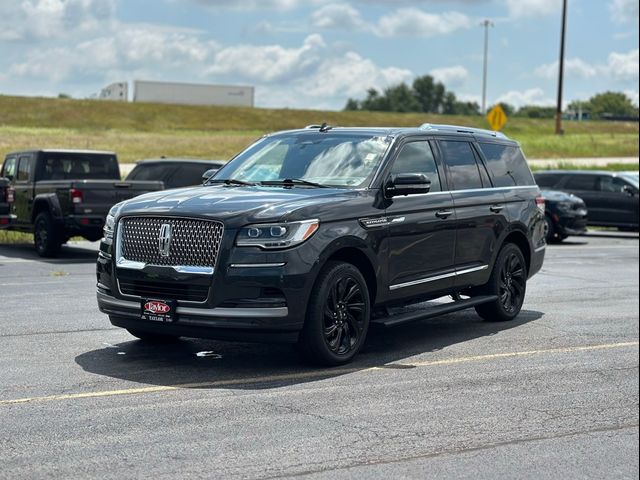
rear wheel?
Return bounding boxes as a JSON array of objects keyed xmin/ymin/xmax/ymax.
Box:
[
  {"xmin": 126, "ymin": 329, "xmax": 180, "ymax": 342},
  {"xmin": 298, "ymin": 261, "xmax": 370, "ymax": 366},
  {"xmin": 34, "ymin": 211, "xmax": 62, "ymax": 257},
  {"xmin": 475, "ymin": 243, "xmax": 527, "ymax": 322}
]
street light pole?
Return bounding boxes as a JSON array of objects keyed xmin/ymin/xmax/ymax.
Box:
[
  {"xmin": 481, "ymin": 19, "xmax": 494, "ymax": 114},
  {"xmin": 555, "ymin": 0, "xmax": 568, "ymax": 135}
]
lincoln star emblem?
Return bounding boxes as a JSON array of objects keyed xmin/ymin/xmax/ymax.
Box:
[{"xmin": 158, "ymin": 223, "xmax": 172, "ymax": 257}]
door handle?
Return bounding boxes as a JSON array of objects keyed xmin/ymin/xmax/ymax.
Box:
[
  {"xmin": 435, "ymin": 210, "xmax": 453, "ymax": 219},
  {"xmin": 490, "ymin": 204, "xmax": 504, "ymax": 213}
]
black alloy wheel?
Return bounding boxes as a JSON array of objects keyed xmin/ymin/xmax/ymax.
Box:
[
  {"xmin": 298, "ymin": 261, "xmax": 371, "ymax": 365},
  {"xmin": 543, "ymin": 214, "xmax": 556, "ymax": 243},
  {"xmin": 498, "ymin": 250, "xmax": 526, "ymax": 314},
  {"xmin": 323, "ymin": 275, "xmax": 366, "ymax": 356},
  {"xmin": 475, "ymin": 243, "xmax": 527, "ymax": 322}
]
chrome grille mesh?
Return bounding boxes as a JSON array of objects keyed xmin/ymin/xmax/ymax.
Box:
[{"xmin": 119, "ymin": 217, "xmax": 223, "ymax": 268}]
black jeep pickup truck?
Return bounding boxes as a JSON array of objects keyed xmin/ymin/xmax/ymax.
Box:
[
  {"xmin": 97, "ymin": 124, "xmax": 546, "ymax": 365},
  {"xmin": 1, "ymin": 149, "xmax": 163, "ymax": 256},
  {"xmin": 0, "ymin": 177, "xmax": 15, "ymax": 228}
]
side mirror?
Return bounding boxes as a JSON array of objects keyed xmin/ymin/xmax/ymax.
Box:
[
  {"xmin": 385, "ymin": 173, "xmax": 431, "ymax": 197},
  {"xmin": 622, "ymin": 185, "xmax": 637, "ymax": 196},
  {"xmin": 202, "ymin": 168, "xmax": 218, "ymax": 184}
]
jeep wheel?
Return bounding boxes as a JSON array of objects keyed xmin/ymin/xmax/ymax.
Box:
[
  {"xmin": 475, "ymin": 243, "xmax": 527, "ymax": 322},
  {"xmin": 298, "ymin": 261, "xmax": 370, "ymax": 366},
  {"xmin": 126, "ymin": 329, "xmax": 180, "ymax": 342},
  {"xmin": 34, "ymin": 211, "xmax": 62, "ymax": 257}
]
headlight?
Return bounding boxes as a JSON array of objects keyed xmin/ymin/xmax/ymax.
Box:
[
  {"xmin": 236, "ymin": 219, "xmax": 319, "ymax": 249},
  {"xmin": 103, "ymin": 203, "xmax": 124, "ymax": 244}
]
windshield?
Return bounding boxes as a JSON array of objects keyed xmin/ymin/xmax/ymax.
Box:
[
  {"xmin": 212, "ymin": 132, "xmax": 391, "ymax": 188},
  {"xmin": 620, "ymin": 173, "xmax": 639, "ymax": 188}
]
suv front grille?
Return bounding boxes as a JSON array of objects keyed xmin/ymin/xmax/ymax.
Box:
[{"xmin": 119, "ymin": 216, "xmax": 224, "ymax": 268}]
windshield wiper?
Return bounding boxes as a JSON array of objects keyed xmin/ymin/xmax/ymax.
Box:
[
  {"xmin": 208, "ymin": 178, "xmax": 256, "ymax": 186},
  {"xmin": 260, "ymin": 178, "xmax": 328, "ymax": 188}
]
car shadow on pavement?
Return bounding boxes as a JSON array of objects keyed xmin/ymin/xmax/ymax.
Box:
[
  {"xmin": 0, "ymin": 242, "xmax": 98, "ymax": 264},
  {"xmin": 75, "ymin": 308, "xmax": 543, "ymax": 390}
]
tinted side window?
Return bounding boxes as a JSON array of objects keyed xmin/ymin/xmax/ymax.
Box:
[
  {"xmin": 17, "ymin": 156, "xmax": 32, "ymax": 181},
  {"xmin": 533, "ymin": 174, "xmax": 560, "ymax": 188},
  {"xmin": 390, "ymin": 141, "xmax": 441, "ymax": 192},
  {"xmin": 127, "ymin": 163, "xmax": 175, "ymax": 182},
  {"xmin": 479, "ymin": 143, "xmax": 535, "ymax": 187},
  {"xmin": 565, "ymin": 175, "xmax": 598, "ymax": 191},
  {"xmin": 2, "ymin": 157, "xmax": 17, "ymax": 179},
  {"xmin": 440, "ymin": 140, "xmax": 483, "ymax": 190},
  {"xmin": 166, "ymin": 163, "xmax": 214, "ymax": 188},
  {"xmin": 599, "ymin": 176, "xmax": 628, "ymax": 193}
]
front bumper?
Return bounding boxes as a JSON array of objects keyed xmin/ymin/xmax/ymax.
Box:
[
  {"xmin": 555, "ymin": 212, "xmax": 588, "ymax": 236},
  {"xmin": 96, "ymin": 228, "xmax": 322, "ymax": 342}
]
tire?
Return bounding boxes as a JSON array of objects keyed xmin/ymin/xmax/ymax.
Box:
[
  {"xmin": 544, "ymin": 214, "xmax": 556, "ymax": 243},
  {"xmin": 297, "ymin": 261, "xmax": 371, "ymax": 366},
  {"xmin": 475, "ymin": 243, "xmax": 528, "ymax": 322},
  {"xmin": 126, "ymin": 328, "xmax": 180, "ymax": 342},
  {"xmin": 33, "ymin": 211, "xmax": 62, "ymax": 257}
]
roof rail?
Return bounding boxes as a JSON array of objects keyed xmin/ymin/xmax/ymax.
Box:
[{"xmin": 419, "ymin": 123, "xmax": 508, "ymax": 139}]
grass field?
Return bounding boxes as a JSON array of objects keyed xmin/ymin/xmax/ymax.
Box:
[{"xmin": 0, "ymin": 95, "xmax": 638, "ymax": 163}]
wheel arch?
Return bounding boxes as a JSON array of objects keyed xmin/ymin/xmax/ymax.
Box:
[
  {"xmin": 500, "ymin": 228, "xmax": 532, "ymax": 275},
  {"xmin": 31, "ymin": 194, "xmax": 62, "ymax": 223},
  {"xmin": 317, "ymin": 241, "xmax": 379, "ymax": 306}
]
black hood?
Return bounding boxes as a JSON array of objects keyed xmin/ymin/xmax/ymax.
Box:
[{"xmin": 117, "ymin": 184, "xmax": 359, "ymax": 227}]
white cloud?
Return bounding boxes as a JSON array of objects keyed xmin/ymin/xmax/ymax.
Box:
[
  {"xmin": 189, "ymin": 0, "xmax": 307, "ymax": 10},
  {"xmin": 606, "ymin": 48, "xmax": 639, "ymax": 81},
  {"xmin": 10, "ymin": 24, "xmax": 220, "ymax": 81},
  {"xmin": 204, "ymin": 35, "xmax": 413, "ymax": 108},
  {"xmin": 610, "ymin": 0, "xmax": 640, "ymax": 25},
  {"xmin": 310, "ymin": 3, "xmax": 367, "ymax": 30},
  {"xmin": 207, "ymin": 34, "xmax": 326, "ymax": 82},
  {"xmin": 375, "ymin": 8, "xmax": 472, "ymax": 37},
  {"xmin": 534, "ymin": 49, "xmax": 639, "ymax": 82},
  {"xmin": 496, "ymin": 88, "xmax": 555, "ymax": 108},
  {"xmin": 505, "ymin": 0, "xmax": 561, "ymax": 18},
  {"xmin": 0, "ymin": 0, "xmax": 115, "ymax": 41},
  {"xmin": 534, "ymin": 58, "xmax": 599, "ymax": 79},
  {"xmin": 429, "ymin": 65, "xmax": 469, "ymax": 86}
]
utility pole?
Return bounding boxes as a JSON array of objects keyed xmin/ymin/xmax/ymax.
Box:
[
  {"xmin": 555, "ymin": 0, "xmax": 568, "ymax": 135},
  {"xmin": 481, "ymin": 19, "xmax": 494, "ymax": 114}
]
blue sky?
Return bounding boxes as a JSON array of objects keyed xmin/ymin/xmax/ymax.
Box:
[{"xmin": 0, "ymin": 0, "xmax": 638, "ymax": 110}]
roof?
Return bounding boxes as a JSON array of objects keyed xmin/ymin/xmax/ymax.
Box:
[
  {"xmin": 281, "ymin": 123, "xmax": 514, "ymax": 141},
  {"xmin": 534, "ymin": 170, "xmax": 625, "ymax": 176},
  {"xmin": 134, "ymin": 158, "xmax": 225, "ymax": 165},
  {"xmin": 8, "ymin": 149, "xmax": 116, "ymax": 155}
]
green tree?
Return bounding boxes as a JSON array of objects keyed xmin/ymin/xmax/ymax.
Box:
[
  {"xmin": 344, "ymin": 98, "xmax": 360, "ymax": 111},
  {"xmin": 412, "ymin": 75, "xmax": 447, "ymax": 113},
  {"xmin": 360, "ymin": 88, "xmax": 390, "ymax": 111},
  {"xmin": 383, "ymin": 83, "xmax": 421, "ymax": 112},
  {"xmin": 588, "ymin": 91, "xmax": 638, "ymax": 118}
]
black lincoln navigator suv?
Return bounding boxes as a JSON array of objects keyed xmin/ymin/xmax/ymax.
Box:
[{"xmin": 97, "ymin": 124, "xmax": 546, "ymax": 365}]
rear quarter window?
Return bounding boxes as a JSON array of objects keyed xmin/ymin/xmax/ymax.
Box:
[{"xmin": 478, "ymin": 143, "xmax": 535, "ymax": 187}]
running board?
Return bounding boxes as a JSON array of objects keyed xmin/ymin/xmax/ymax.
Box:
[{"xmin": 371, "ymin": 295, "xmax": 498, "ymax": 328}]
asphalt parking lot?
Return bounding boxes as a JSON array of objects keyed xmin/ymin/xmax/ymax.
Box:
[{"xmin": 0, "ymin": 232, "xmax": 638, "ymax": 479}]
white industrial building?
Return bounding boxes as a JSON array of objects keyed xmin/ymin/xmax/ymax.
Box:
[
  {"xmin": 133, "ymin": 80, "xmax": 254, "ymax": 107},
  {"xmin": 96, "ymin": 80, "xmax": 255, "ymax": 107}
]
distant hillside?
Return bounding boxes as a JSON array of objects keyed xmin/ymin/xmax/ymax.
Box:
[{"xmin": 0, "ymin": 95, "xmax": 637, "ymax": 163}]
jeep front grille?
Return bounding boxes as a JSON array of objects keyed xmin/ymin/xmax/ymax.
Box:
[{"xmin": 118, "ymin": 216, "xmax": 224, "ymax": 268}]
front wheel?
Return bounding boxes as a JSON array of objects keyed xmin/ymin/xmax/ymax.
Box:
[
  {"xmin": 298, "ymin": 261, "xmax": 370, "ymax": 366},
  {"xmin": 475, "ymin": 243, "xmax": 527, "ymax": 322}
]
